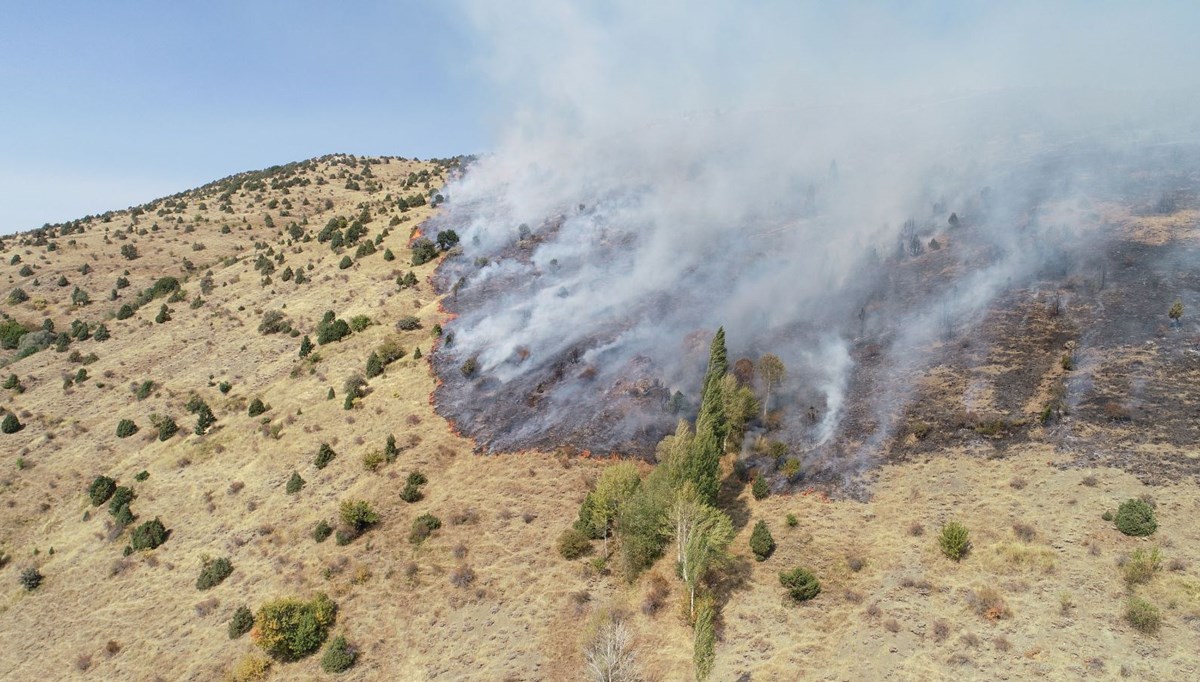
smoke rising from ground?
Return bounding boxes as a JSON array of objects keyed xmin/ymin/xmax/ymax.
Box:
[{"xmin": 429, "ymin": 2, "xmax": 1200, "ymax": 479}]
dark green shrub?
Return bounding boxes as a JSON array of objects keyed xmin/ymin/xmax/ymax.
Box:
[
  {"xmin": 1115, "ymin": 499, "xmax": 1157, "ymax": 536},
  {"xmin": 8, "ymin": 288, "xmax": 29, "ymax": 304},
  {"xmin": 134, "ymin": 470, "xmax": 149, "ymax": 482},
  {"xmin": 749, "ymin": 520, "xmax": 776, "ymax": 561},
  {"xmin": 135, "ymin": 380, "xmax": 154, "ymax": 400},
  {"xmin": 751, "ymin": 473, "xmax": 769, "ymax": 500},
  {"xmin": 316, "ymin": 313, "xmax": 350, "ymax": 345},
  {"xmin": 196, "ymin": 556, "xmax": 234, "ymax": 590},
  {"xmin": 154, "ymin": 304, "xmax": 170, "ymax": 323},
  {"xmin": 338, "ymin": 256, "xmax": 352, "ymax": 270},
  {"xmin": 299, "ymin": 336, "xmax": 313, "ymax": 358},
  {"xmin": 194, "ymin": 405, "xmax": 216, "ymax": 435},
  {"xmin": 314, "ymin": 441, "xmax": 333, "ymax": 468},
  {"xmin": 156, "ymin": 416, "xmax": 178, "ymax": 441},
  {"xmin": 382, "ymin": 248, "xmax": 395, "ymax": 261},
  {"xmin": 365, "ymin": 352, "xmax": 383, "ymax": 378},
  {"xmin": 88, "ymin": 476, "xmax": 117, "ymax": 506},
  {"xmin": 939, "ymin": 521, "xmax": 970, "ymax": 561},
  {"xmin": 116, "ymin": 304, "xmax": 135, "ymax": 320},
  {"xmin": 253, "ymin": 593, "xmax": 336, "ymax": 660},
  {"xmin": 130, "ymin": 517, "xmax": 168, "ymax": 551},
  {"xmin": 384, "ymin": 434, "xmax": 398, "ymax": 461},
  {"xmin": 219, "ymin": 381, "xmax": 232, "ymax": 394},
  {"xmin": 406, "ymin": 471, "xmax": 427, "ymax": 487},
  {"xmin": 349, "ymin": 315, "xmax": 371, "ymax": 332},
  {"xmin": 785, "ymin": 513, "xmax": 798, "ymax": 528},
  {"xmin": 114, "ymin": 504, "xmax": 135, "ymax": 527},
  {"xmin": 1, "ymin": 413, "xmax": 22, "ymax": 434},
  {"xmin": 409, "ymin": 513, "xmax": 441, "ymax": 544},
  {"xmin": 557, "ymin": 528, "xmax": 593, "ymax": 559},
  {"xmin": 19, "ymin": 567, "xmax": 43, "ymax": 591},
  {"xmin": 313, "ymin": 520, "xmax": 333, "ymax": 543},
  {"xmin": 247, "ymin": 398, "xmax": 268, "ymax": 417},
  {"xmin": 354, "ymin": 241, "xmax": 375, "ymax": 258},
  {"xmin": 114, "ymin": 417, "xmax": 137, "ymax": 439},
  {"xmin": 0, "ymin": 320, "xmax": 28, "ymax": 349},
  {"xmin": 320, "ymin": 635, "xmax": 357, "ymax": 673},
  {"xmin": 120, "ymin": 244, "xmax": 138, "ymax": 260},
  {"xmin": 1125, "ymin": 597, "xmax": 1161, "ymax": 634},
  {"xmin": 779, "ymin": 567, "xmax": 821, "ymax": 602},
  {"xmin": 286, "ymin": 472, "xmax": 305, "ymax": 494},
  {"xmin": 400, "ymin": 482, "xmax": 423, "ymax": 503},
  {"xmin": 228, "ymin": 606, "xmax": 254, "ymax": 639}
]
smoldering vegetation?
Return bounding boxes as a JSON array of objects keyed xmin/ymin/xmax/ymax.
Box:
[{"xmin": 428, "ymin": 3, "xmax": 1200, "ymax": 486}]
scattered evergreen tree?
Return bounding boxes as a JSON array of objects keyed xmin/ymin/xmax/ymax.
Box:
[
  {"xmin": 321, "ymin": 636, "xmax": 357, "ymax": 673},
  {"xmin": 751, "ymin": 473, "xmax": 769, "ymax": 500},
  {"xmin": 116, "ymin": 419, "xmax": 138, "ymax": 438},
  {"xmin": 365, "ymin": 351, "xmax": 383, "ymax": 378},
  {"xmin": 313, "ymin": 520, "xmax": 333, "ymax": 542},
  {"xmin": 194, "ymin": 404, "xmax": 216, "ymax": 435},
  {"xmin": 1, "ymin": 413, "xmax": 22, "ymax": 434},
  {"xmin": 248, "ymin": 398, "xmax": 269, "ymax": 417},
  {"xmin": 88, "ymin": 475, "xmax": 117, "ymax": 506},
  {"xmin": 314, "ymin": 443, "xmax": 336, "ymax": 469},
  {"xmin": 156, "ymin": 416, "xmax": 178, "ymax": 441},
  {"xmin": 196, "ymin": 556, "xmax": 234, "ymax": 590},
  {"xmin": 286, "ymin": 471, "xmax": 305, "ymax": 494},
  {"xmin": 228, "ymin": 606, "xmax": 254, "ymax": 639},
  {"xmin": 155, "ymin": 304, "xmax": 170, "ymax": 324},
  {"xmin": 116, "ymin": 304, "xmax": 135, "ymax": 320},
  {"xmin": 299, "ymin": 335, "xmax": 313, "ymax": 358},
  {"xmin": 93, "ymin": 323, "xmax": 110, "ymax": 341},
  {"xmin": 749, "ymin": 520, "xmax": 776, "ymax": 561},
  {"xmin": 130, "ymin": 517, "xmax": 168, "ymax": 551},
  {"xmin": 410, "ymin": 238, "xmax": 438, "ymax": 265}
]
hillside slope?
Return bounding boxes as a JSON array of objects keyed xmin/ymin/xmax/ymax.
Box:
[{"xmin": 0, "ymin": 156, "xmax": 1198, "ymax": 681}]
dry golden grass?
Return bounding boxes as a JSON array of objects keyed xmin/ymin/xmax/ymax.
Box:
[{"xmin": 1, "ymin": 156, "xmax": 1199, "ymax": 681}]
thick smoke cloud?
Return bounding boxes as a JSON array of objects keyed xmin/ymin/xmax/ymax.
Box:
[{"xmin": 430, "ymin": 2, "xmax": 1200, "ymax": 477}]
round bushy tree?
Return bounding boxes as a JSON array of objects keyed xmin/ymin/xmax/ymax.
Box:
[
  {"xmin": 252, "ymin": 593, "xmax": 337, "ymax": 660},
  {"xmin": 779, "ymin": 567, "xmax": 821, "ymax": 602},
  {"xmin": 88, "ymin": 475, "xmax": 117, "ymax": 506},
  {"xmin": 1115, "ymin": 499, "xmax": 1157, "ymax": 536},
  {"xmin": 228, "ymin": 606, "xmax": 254, "ymax": 639},
  {"xmin": 130, "ymin": 518, "xmax": 168, "ymax": 551}
]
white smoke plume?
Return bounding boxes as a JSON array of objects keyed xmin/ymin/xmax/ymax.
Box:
[{"xmin": 427, "ymin": 2, "xmax": 1200, "ymax": 480}]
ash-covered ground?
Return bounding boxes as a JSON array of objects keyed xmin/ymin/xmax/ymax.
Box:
[{"xmin": 427, "ymin": 142, "xmax": 1200, "ymax": 490}]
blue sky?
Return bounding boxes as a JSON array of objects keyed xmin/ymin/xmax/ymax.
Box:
[
  {"xmin": 1, "ymin": 2, "xmax": 491, "ymax": 233},
  {"xmin": 4, "ymin": 1, "xmax": 1199, "ymax": 235}
]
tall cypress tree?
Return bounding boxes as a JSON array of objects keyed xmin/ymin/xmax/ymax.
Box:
[{"xmin": 686, "ymin": 328, "xmax": 729, "ymax": 505}]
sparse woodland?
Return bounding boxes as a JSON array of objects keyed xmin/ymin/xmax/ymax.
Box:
[{"xmin": 0, "ymin": 153, "xmax": 1199, "ymax": 681}]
